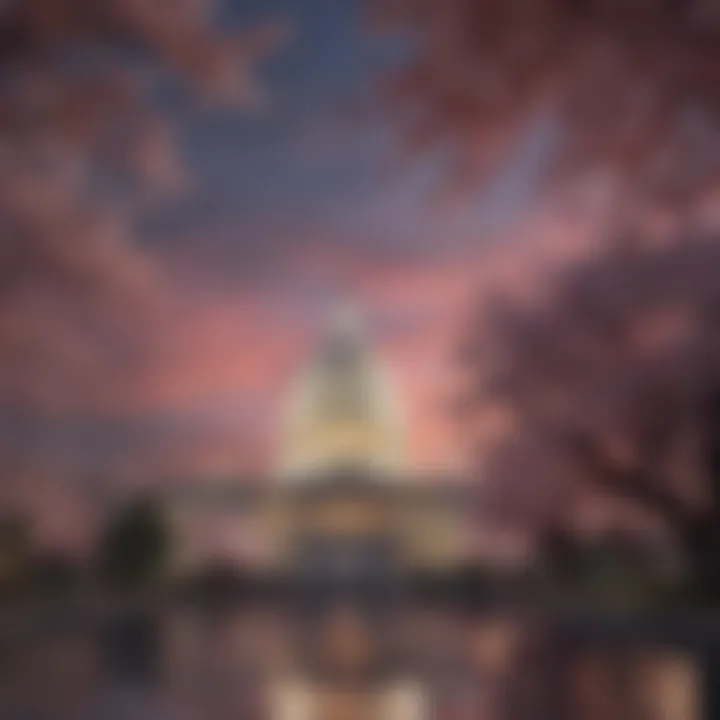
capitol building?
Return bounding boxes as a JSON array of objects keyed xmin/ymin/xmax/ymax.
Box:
[{"xmin": 171, "ymin": 307, "xmax": 479, "ymax": 582}]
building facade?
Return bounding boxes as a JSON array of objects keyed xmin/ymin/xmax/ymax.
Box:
[{"xmin": 170, "ymin": 308, "xmax": 478, "ymax": 581}]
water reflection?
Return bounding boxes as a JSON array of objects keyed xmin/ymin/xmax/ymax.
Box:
[{"xmin": 0, "ymin": 602, "xmax": 702, "ymax": 719}]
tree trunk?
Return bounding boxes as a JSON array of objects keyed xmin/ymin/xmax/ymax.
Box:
[
  {"xmin": 681, "ymin": 513, "xmax": 720, "ymax": 603},
  {"xmin": 680, "ymin": 515, "xmax": 720, "ymax": 719}
]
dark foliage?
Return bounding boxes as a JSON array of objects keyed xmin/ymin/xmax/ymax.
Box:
[{"xmin": 96, "ymin": 494, "xmax": 171, "ymax": 590}]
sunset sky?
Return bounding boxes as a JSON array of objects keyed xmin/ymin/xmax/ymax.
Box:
[{"xmin": 1, "ymin": 0, "xmax": 612, "ymax": 547}]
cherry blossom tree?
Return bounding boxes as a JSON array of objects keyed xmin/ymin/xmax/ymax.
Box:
[
  {"xmin": 0, "ymin": 0, "xmax": 287, "ymax": 407},
  {"xmin": 377, "ymin": 0, "xmax": 720, "ymax": 221},
  {"xmin": 463, "ymin": 234, "xmax": 720, "ymax": 598}
]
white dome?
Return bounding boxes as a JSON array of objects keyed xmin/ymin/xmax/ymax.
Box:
[{"xmin": 279, "ymin": 308, "xmax": 405, "ymax": 482}]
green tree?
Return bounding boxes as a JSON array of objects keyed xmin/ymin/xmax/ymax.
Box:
[{"xmin": 97, "ymin": 495, "xmax": 172, "ymax": 590}]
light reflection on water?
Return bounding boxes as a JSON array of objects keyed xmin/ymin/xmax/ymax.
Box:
[{"xmin": 0, "ymin": 602, "xmax": 703, "ymax": 720}]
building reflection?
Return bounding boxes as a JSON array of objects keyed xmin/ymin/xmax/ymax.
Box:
[{"xmin": 0, "ymin": 602, "xmax": 702, "ymax": 720}]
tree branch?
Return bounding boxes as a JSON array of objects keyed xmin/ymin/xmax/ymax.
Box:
[{"xmin": 565, "ymin": 430, "xmax": 693, "ymax": 528}]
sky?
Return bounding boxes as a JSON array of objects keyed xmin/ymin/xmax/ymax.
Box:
[{"xmin": 1, "ymin": 0, "xmax": 605, "ymax": 548}]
